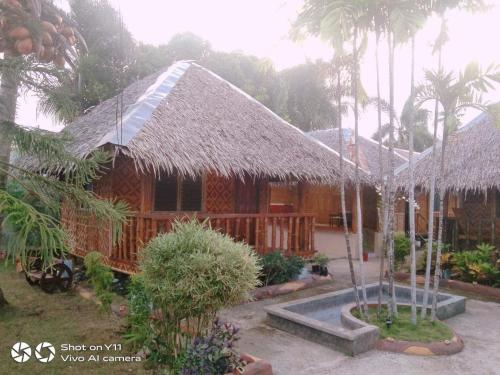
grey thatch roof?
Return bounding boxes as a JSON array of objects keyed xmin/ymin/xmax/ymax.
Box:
[
  {"xmin": 395, "ymin": 112, "xmax": 500, "ymax": 192},
  {"xmin": 58, "ymin": 61, "xmax": 364, "ymax": 183},
  {"xmin": 308, "ymin": 128, "xmax": 409, "ymax": 180}
]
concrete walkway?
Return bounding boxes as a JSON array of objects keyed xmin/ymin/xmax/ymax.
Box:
[{"xmin": 221, "ymin": 258, "xmax": 500, "ymax": 375}]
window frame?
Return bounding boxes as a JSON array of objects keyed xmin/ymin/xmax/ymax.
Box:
[{"xmin": 152, "ymin": 173, "xmax": 205, "ymax": 213}]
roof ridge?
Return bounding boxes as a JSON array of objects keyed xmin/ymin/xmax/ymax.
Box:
[{"xmin": 95, "ymin": 60, "xmax": 192, "ymax": 148}]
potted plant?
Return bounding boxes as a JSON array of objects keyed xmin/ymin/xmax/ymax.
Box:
[{"xmin": 312, "ymin": 253, "xmax": 329, "ymax": 276}]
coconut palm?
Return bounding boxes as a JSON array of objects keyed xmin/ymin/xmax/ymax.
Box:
[{"xmin": 416, "ymin": 62, "xmax": 500, "ymax": 320}]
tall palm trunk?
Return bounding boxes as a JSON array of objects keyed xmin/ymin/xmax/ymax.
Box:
[
  {"xmin": 408, "ymin": 37, "xmax": 417, "ymax": 325},
  {"xmin": 376, "ymin": 31, "xmax": 387, "ymax": 318},
  {"xmin": 337, "ymin": 69, "xmax": 362, "ymax": 316},
  {"xmin": 386, "ymin": 28, "xmax": 398, "ymax": 318},
  {"xmin": 0, "ymin": 55, "xmax": 20, "ymax": 309},
  {"xmin": 352, "ymin": 28, "xmax": 369, "ymax": 316},
  {"xmin": 431, "ymin": 112, "xmax": 449, "ymax": 321},
  {"xmin": 421, "ymin": 47, "xmax": 442, "ymax": 319}
]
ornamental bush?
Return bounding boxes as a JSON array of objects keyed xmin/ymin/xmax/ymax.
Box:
[
  {"xmin": 259, "ymin": 251, "xmax": 305, "ymax": 286},
  {"xmin": 137, "ymin": 219, "xmax": 261, "ymax": 369}
]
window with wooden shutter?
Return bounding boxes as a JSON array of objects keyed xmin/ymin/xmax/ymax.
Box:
[
  {"xmin": 181, "ymin": 176, "xmax": 202, "ymax": 211},
  {"xmin": 154, "ymin": 173, "xmax": 203, "ymax": 212},
  {"xmin": 154, "ymin": 174, "xmax": 178, "ymax": 211}
]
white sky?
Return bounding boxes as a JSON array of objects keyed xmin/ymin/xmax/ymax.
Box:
[{"xmin": 17, "ymin": 0, "xmax": 500, "ymax": 138}]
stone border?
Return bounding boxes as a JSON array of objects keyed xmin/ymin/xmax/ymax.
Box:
[
  {"xmin": 395, "ymin": 272, "xmax": 500, "ymax": 301},
  {"xmin": 251, "ymin": 274, "xmax": 332, "ymax": 301},
  {"xmin": 344, "ymin": 303, "xmax": 464, "ymax": 356},
  {"xmin": 376, "ymin": 332, "xmax": 464, "ymax": 356},
  {"xmin": 265, "ymin": 284, "xmax": 381, "ymax": 356},
  {"xmin": 265, "ymin": 283, "xmax": 466, "ymax": 356},
  {"xmin": 228, "ymin": 354, "xmax": 273, "ymax": 375}
]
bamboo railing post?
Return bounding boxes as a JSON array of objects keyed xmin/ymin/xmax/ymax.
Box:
[
  {"xmin": 245, "ymin": 218, "xmax": 250, "ymax": 244},
  {"xmin": 311, "ymin": 216, "xmax": 316, "ymax": 253},
  {"xmin": 235, "ymin": 218, "xmax": 241, "ymax": 241},
  {"xmin": 294, "ymin": 217, "xmax": 300, "ymax": 254},
  {"xmin": 271, "ymin": 217, "xmax": 276, "ymax": 251},
  {"xmin": 287, "ymin": 217, "xmax": 292, "ymax": 255},
  {"xmin": 279, "ymin": 217, "xmax": 284, "ymax": 251},
  {"xmin": 255, "ymin": 218, "xmax": 260, "ymax": 251},
  {"xmin": 263, "ymin": 217, "xmax": 268, "ymax": 253}
]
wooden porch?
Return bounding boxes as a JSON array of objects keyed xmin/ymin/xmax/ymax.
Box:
[{"xmin": 62, "ymin": 208, "xmax": 316, "ymax": 274}]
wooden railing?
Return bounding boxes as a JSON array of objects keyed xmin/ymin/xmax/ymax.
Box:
[{"xmin": 62, "ymin": 208, "xmax": 316, "ymax": 274}]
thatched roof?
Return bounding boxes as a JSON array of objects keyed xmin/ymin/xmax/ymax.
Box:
[
  {"xmin": 59, "ymin": 61, "xmax": 364, "ymax": 183},
  {"xmin": 395, "ymin": 112, "xmax": 500, "ymax": 192},
  {"xmin": 308, "ymin": 128, "xmax": 409, "ymax": 181}
]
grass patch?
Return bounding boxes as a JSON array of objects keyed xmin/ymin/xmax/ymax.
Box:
[
  {"xmin": 352, "ymin": 305, "xmax": 454, "ymax": 343},
  {"xmin": 0, "ymin": 261, "xmax": 148, "ymax": 375}
]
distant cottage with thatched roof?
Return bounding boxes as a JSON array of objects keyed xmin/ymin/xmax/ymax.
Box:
[
  {"xmin": 396, "ymin": 112, "xmax": 500, "ymax": 248},
  {"xmin": 268, "ymin": 128, "xmax": 413, "ymax": 258},
  {"xmin": 60, "ymin": 61, "xmax": 368, "ymax": 273}
]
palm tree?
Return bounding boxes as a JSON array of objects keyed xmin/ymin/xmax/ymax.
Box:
[
  {"xmin": 293, "ymin": 0, "xmax": 373, "ymax": 317},
  {"xmin": 0, "ymin": 1, "xmax": 126, "ymax": 310},
  {"xmin": 420, "ymin": 0, "xmax": 488, "ymax": 319},
  {"xmin": 331, "ymin": 53, "xmax": 363, "ymax": 315},
  {"xmin": 416, "ymin": 63, "xmax": 500, "ymax": 320},
  {"xmin": 420, "ymin": 16, "xmax": 448, "ymax": 319}
]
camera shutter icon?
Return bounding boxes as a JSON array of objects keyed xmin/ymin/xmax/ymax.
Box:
[
  {"xmin": 35, "ymin": 342, "xmax": 56, "ymax": 363},
  {"xmin": 11, "ymin": 342, "xmax": 32, "ymax": 363}
]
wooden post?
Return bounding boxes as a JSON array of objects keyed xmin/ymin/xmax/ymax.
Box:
[
  {"xmin": 245, "ymin": 218, "xmax": 250, "ymax": 244},
  {"xmin": 263, "ymin": 217, "xmax": 268, "ymax": 253},
  {"xmin": 294, "ymin": 217, "xmax": 300, "ymax": 254},
  {"xmin": 279, "ymin": 217, "xmax": 284, "ymax": 251},
  {"xmin": 255, "ymin": 217, "xmax": 260, "ymax": 252},
  {"xmin": 271, "ymin": 217, "xmax": 276, "ymax": 251},
  {"xmin": 287, "ymin": 217, "xmax": 292, "ymax": 254},
  {"xmin": 311, "ymin": 216, "xmax": 316, "ymax": 253}
]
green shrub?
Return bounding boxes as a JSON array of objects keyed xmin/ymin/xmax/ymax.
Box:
[
  {"xmin": 416, "ymin": 242, "xmax": 452, "ymax": 273},
  {"xmin": 312, "ymin": 253, "xmax": 329, "ymax": 267},
  {"xmin": 394, "ymin": 234, "xmax": 410, "ymax": 267},
  {"xmin": 453, "ymin": 243, "xmax": 499, "ymax": 286},
  {"xmin": 259, "ymin": 251, "xmax": 305, "ymax": 286},
  {"xmin": 124, "ymin": 275, "xmax": 152, "ymax": 350},
  {"xmin": 138, "ymin": 219, "xmax": 261, "ymax": 370},
  {"xmin": 84, "ymin": 252, "xmax": 114, "ymax": 310}
]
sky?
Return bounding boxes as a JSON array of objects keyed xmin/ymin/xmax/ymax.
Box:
[{"xmin": 16, "ymin": 0, "xmax": 500, "ymax": 138}]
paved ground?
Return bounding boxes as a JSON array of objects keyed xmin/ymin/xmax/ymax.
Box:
[{"xmin": 221, "ymin": 259, "xmax": 500, "ymax": 375}]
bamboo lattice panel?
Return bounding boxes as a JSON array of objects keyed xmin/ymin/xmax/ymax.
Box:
[{"xmin": 205, "ymin": 173, "xmax": 235, "ymax": 213}]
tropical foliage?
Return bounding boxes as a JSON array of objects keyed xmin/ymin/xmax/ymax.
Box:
[
  {"xmin": 135, "ymin": 220, "xmax": 260, "ymax": 370},
  {"xmin": 259, "ymin": 251, "xmax": 305, "ymax": 286}
]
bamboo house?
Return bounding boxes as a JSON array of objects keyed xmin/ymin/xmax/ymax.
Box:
[
  {"xmin": 396, "ymin": 112, "xmax": 500, "ymax": 249},
  {"xmin": 269, "ymin": 128, "xmax": 411, "ymax": 258},
  {"xmin": 57, "ymin": 61, "xmax": 367, "ymax": 273}
]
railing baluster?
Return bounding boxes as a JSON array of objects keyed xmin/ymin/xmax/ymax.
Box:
[
  {"xmin": 279, "ymin": 217, "xmax": 284, "ymax": 251},
  {"xmin": 235, "ymin": 218, "xmax": 240, "ymax": 241},
  {"xmin": 271, "ymin": 217, "xmax": 276, "ymax": 251},
  {"xmin": 287, "ymin": 217, "xmax": 292, "ymax": 255},
  {"xmin": 255, "ymin": 218, "xmax": 260, "ymax": 251},
  {"xmin": 245, "ymin": 218, "xmax": 250, "ymax": 244},
  {"xmin": 294, "ymin": 217, "xmax": 300, "ymax": 255}
]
